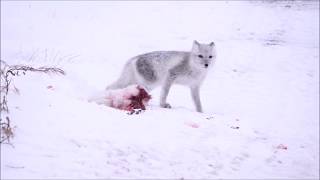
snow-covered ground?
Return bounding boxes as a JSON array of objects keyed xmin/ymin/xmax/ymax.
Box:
[{"xmin": 1, "ymin": 1, "xmax": 319, "ymax": 179}]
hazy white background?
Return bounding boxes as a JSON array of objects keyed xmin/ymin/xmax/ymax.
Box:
[{"xmin": 1, "ymin": 1, "xmax": 319, "ymax": 179}]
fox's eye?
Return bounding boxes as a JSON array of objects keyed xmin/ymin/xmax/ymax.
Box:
[
  {"xmin": 209, "ymin": 55, "xmax": 213, "ymax": 58},
  {"xmin": 198, "ymin": 55, "xmax": 203, "ymax": 58}
]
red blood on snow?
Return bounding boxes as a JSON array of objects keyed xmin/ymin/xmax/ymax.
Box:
[{"xmin": 127, "ymin": 86, "xmax": 151, "ymax": 111}]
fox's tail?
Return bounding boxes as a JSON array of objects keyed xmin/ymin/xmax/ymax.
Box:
[{"xmin": 106, "ymin": 62, "xmax": 135, "ymax": 90}]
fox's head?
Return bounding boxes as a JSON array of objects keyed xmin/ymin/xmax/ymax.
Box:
[{"xmin": 190, "ymin": 40, "xmax": 216, "ymax": 69}]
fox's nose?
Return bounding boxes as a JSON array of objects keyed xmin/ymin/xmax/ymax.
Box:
[{"xmin": 204, "ymin": 64, "xmax": 209, "ymax": 68}]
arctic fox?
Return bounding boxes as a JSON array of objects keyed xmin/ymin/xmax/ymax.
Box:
[{"xmin": 106, "ymin": 40, "xmax": 217, "ymax": 112}]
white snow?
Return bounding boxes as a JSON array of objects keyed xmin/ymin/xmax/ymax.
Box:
[{"xmin": 1, "ymin": 1, "xmax": 319, "ymax": 179}]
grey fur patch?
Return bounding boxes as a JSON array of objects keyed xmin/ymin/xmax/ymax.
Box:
[
  {"xmin": 136, "ymin": 57, "xmax": 157, "ymax": 82},
  {"xmin": 169, "ymin": 56, "xmax": 190, "ymax": 77}
]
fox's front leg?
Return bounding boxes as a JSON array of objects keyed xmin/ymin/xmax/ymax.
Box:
[
  {"xmin": 160, "ymin": 75, "xmax": 175, "ymax": 109},
  {"xmin": 191, "ymin": 86, "xmax": 203, "ymax": 113}
]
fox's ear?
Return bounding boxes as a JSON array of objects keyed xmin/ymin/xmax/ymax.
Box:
[
  {"xmin": 192, "ymin": 40, "xmax": 200, "ymax": 52},
  {"xmin": 209, "ymin": 42, "xmax": 215, "ymax": 46},
  {"xmin": 193, "ymin": 40, "xmax": 200, "ymax": 46},
  {"xmin": 192, "ymin": 40, "xmax": 200, "ymax": 51}
]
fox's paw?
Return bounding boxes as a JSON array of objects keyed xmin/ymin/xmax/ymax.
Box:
[{"xmin": 160, "ymin": 103, "xmax": 172, "ymax": 109}]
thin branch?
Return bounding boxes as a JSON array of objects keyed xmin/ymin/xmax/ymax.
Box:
[{"xmin": 0, "ymin": 60, "xmax": 65, "ymax": 144}]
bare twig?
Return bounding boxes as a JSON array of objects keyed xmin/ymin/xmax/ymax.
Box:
[
  {"xmin": 0, "ymin": 117, "xmax": 15, "ymax": 144},
  {"xmin": 0, "ymin": 60, "xmax": 65, "ymax": 144}
]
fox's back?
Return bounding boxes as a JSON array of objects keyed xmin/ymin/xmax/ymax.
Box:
[
  {"xmin": 133, "ymin": 51, "xmax": 189, "ymax": 66},
  {"xmin": 131, "ymin": 51, "xmax": 190, "ymax": 83}
]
